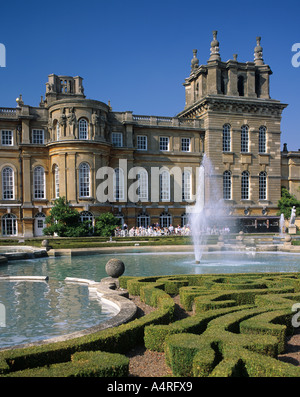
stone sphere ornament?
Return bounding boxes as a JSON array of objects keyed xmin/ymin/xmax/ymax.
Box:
[
  {"xmin": 105, "ymin": 258, "xmax": 125, "ymax": 278},
  {"xmin": 285, "ymin": 235, "xmax": 292, "ymax": 243},
  {"xmin": 41, "ymin": 239, "xmax": 51, "ymax": 251}
]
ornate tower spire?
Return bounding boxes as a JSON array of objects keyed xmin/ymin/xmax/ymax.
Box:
[
  {"xmin": 254, "ymin": 36, "xmax": 264, "ymax": 65},
  {"xmin": 191, "ymin": 49, "xmax": 199, "ymax": 72},
  {"xmin": 209, "ymin": 30, "xmax": 221, "ymax": 61}
]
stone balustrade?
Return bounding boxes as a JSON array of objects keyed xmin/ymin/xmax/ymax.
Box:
[
  {"xmin": 113, "ymin": 111, "xmax": 202, "ymax": 129},
  {"xmin": 0, "ymin": 108, "xmax": 17, "ymax": 118}
]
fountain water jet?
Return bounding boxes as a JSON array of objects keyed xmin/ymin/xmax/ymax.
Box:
[
  {"xmin": 279, "ymin": 214, "xmax": 285, "ymax": 236},
  {"xmin": 187, "ymin": 154, "xmax": 227, "ymax": 264}
]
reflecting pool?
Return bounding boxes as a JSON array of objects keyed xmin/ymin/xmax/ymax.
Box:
[
  {"xmin": 1, "ymin": 249, "xmax": 300, "ymax": 349},
  {"xmin": 0, "ymin": 278, "xmax": 118, "ymax": 349},
  {"xmin": 3, "ymin": 250, "xmax": 300, "ymax": 281}
]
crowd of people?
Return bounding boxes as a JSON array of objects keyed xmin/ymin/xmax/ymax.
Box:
[
  {"xmin": 114, "ymin": 223, "xmax": 231, "ymax": 237},
  {"xmin": 114, "ymin": 224, "xmax": 191, "ymax": 237}
]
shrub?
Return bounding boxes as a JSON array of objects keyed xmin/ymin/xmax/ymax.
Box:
[
  {"xmin": 277, "ymin": 186, "xmax": 300, "ymax": 219},
  {"xmin": 94, "ymin": 213, "xmax": 120, "ymax": 237},
  {"xmin": 3, "ymin": 272, "xmax": 300, "ymax": 377},
  {"xmin": 144, "ymin": 306, "xmax": 249, "ymax": 352},
  {"xmin": 43, "ymin": 197, "xmax": 92, "ymax": 237},
  {"xmin": 4, "ymin": 351, "xmax": 129, "ymax": 377}
]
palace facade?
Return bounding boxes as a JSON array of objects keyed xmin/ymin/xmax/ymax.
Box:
[{"xmin": 0, "ymin": 32, "xmax": 297, "ymax": 237}]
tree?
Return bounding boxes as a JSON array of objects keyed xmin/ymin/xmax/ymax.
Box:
[
  {"xmin": 277, "ymin": 187, "xmax": 300, "ymax": 220},
  {"xmin": 43, "ymin": 197, "xmax": 92, "ymax": 237},
  {"xmin": 94, "ymin": 212, "xmax": 120, "ymax": 237}
]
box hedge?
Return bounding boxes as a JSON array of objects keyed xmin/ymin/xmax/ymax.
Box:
[
  {"xmin": 2, "ymin": 271, "xmax": 300, "ymax": 377},
  {"xmin": 4, "ymin": 351, "xmax": 129, "ymax": 377}
]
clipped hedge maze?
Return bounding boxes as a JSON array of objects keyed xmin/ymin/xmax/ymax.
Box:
[
  {"xmin": 126, "ymin": 273, "xmax": 300, "ymax": 377},
  {"xmin": 2, "ymin": 272, "xmax": 300, "ymax": 377}
]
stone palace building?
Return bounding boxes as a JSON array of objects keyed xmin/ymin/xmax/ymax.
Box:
[{"xmin": 0, "ymin": 31, "xmax": 298, "ymax": 237}]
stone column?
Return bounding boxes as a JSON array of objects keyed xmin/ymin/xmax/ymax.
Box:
[
  {"xmin": 246, "ymin": 63, "xmax": 257, "ymax": 97},
  {"xmin": 91, "ymin": 112, "xmax": 99, "ymax": 139},
  {"xmin": 22, "ymin": 155, "xmax": 31, "ymax": 204},
  {"xmin": 21, "ymin": 120, "xmax": 30, "ymax": 144},
  {"xmin": 125, "ymin": 125, "xmax": 133, "ymax": 148},
  {"xmin": 59, "ymin": 111, "xmax": 66, "ymax": 138},
  {"xmin": 66, "ymin": 153, "xmax": 77, "ymax": 203},
  {"xmin": 227, "ymin": 60, "xmax": 238, "ymax": 96},
  {"xmin": 257, "ymin": 66, "xmax": 271, "ymax": 99},
  {"xmin": 206, "ymin": 63, "xmax": 219, "ymax": 95}
]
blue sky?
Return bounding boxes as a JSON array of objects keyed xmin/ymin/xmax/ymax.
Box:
[{"xmin": 0, "ymin": 0, "xmax": 299, "ymax": 150}]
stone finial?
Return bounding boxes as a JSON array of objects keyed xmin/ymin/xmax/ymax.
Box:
[
  {"xmin": 191, "ymin": 49, "xmax": 199, "ymax": 71},
  {"xmin": 209, "ymin": 30, "xmax": 221, "ymax": 61},
  {"xmin": 39, "ymin": 96, "xmax": 45, "ymax": 107},
  {"xmin": 233, "ymin": 54, "xmax": 238, "ymax": 61},
  {"xmin": 105, "ymin": 258, "xmax": 125, "ymax": 278},
  {"xmin": 254, "ymin": 36, "xmax": 264, "ymax": 65},
  {"xmin": 16, "ymin": 94, "xmax": 24, "ymax": 107}
]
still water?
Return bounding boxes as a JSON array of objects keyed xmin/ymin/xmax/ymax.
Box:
[
  {"xmin": 1, "ymin": 249, "xmax": 300, "ymax": 349},
  {"xmin": 4, "ymin": 250, "xmax": 300, "ymax": 280},
  {"xmin": 0, "ymin": 279, "xmax": 118, "ymax": 349}
]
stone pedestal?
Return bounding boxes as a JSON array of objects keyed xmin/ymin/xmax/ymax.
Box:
[
  {"xmin": 284, "ymin": 235, "xmax": 292, "ymax": 250},
  {"xmin": 217, "ymin": 235, "xmax": 224, "ymax": 248},
  {"xmin": 288, "ymin": 225, "xmax": 297, "ymax": 235}
]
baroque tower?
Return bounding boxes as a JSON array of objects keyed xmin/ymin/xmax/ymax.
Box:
[{"xmin": 178, "ymin": 32, "xmax": 287, "ymax": 229}]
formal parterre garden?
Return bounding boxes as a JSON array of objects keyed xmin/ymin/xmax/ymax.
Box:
[{"xmin": 2, "ymin": 272, "xmax": 300, "ymax": 377}]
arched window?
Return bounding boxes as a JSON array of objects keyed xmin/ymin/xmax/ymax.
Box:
[
  {"xmin": 115, "ymin": 213, "xmax": 124, "ymax": 228},
  {"xmin": 79, "ymin": 163, "xmax": 90, "ymax": 197},
  {"xmin": 181, "ymin": 213, "xmax": 189, "ymax": 227},
  {"xmin": 241, "ymin": 125, "xmax": 249, "ymax": 153},
  {"xmin": 2, "ymin": 167, "xmax": 14, "ymax": 200},
  {"xmin": 2, "ymin": 213, "xmax": 17, "ymax": 236},
  {"xmin": 137, "ymin": 169, "xmax": 148, "ymax": 201},
  {"xmin": 160, "ymin": 170, "xmax": 170, "ymax": 201},
  {"xmin": 221, "ymin": 70, "xmax": 228, "ymax": 95},
  {"xmin": 238, "ymin": 75, "xmax": 245, "ymax": 96},
  {"xmin": 223, "ymin": 170, "xmax": 231, "ymax": 200},
  {"xmin": 182, "ymin": 170, "xmax": 191, "ymax": 201},
  {"xmin": 137, "ymin": 213, "xmax": 150, "ymax": 228},
  {"xmin": 53, "ymin": 165, "xmax": 59, "ymax": 198},
  {"xmin": 80, "ymin": 211, "xmax": 94, "ymax": 233},
  {"xmin": 259, "ymin": 126, "xmax": 266, "ymax": 153},
  {"xmin": 113, "ymin": 168, "xmax": 124, "ymax": 200},
  {"xmin": 34, "ymin": 212, "xmax": 46, "ymax": 236},
  {"xmin": 222, "ymin": 124, "xmax": 231, "ymax": 152},
  {"xmin": 259, "ymin": 171, "xmax": 267, "ymax": 200},
  {"xmin": 33, "ymin": 166, "xmax": 45, "ymax": 199},
  {"xmin": 79, "ymin": 119, "xmax": 88, "ymax": 140},
  {"xmin": 160, "ymin": 212, "xmax": 172, "ymax": 228},
  {"xmin": 56, "ymin": 121, "xmax": 60, "ymax": 141},
  {"xmin": 80, "ymin": 211, "xmax": 94, "ymax": 223},
  {"xmin": 241, "ymin": 171, "xmax": 249, "ymax": 200}
]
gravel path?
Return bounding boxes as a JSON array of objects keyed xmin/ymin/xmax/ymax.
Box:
[
  {"xmin": 126, "ymin": 294, "xmax": 191, "ymax": 377},
  {"xmin": 278, "ymin": 328, "xmax": 300, "ymax": 366}
]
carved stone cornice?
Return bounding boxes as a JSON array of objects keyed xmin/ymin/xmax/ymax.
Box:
[{"xmin": 177, "ymin": 95, "xmax": 288, "ymax": 119}]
